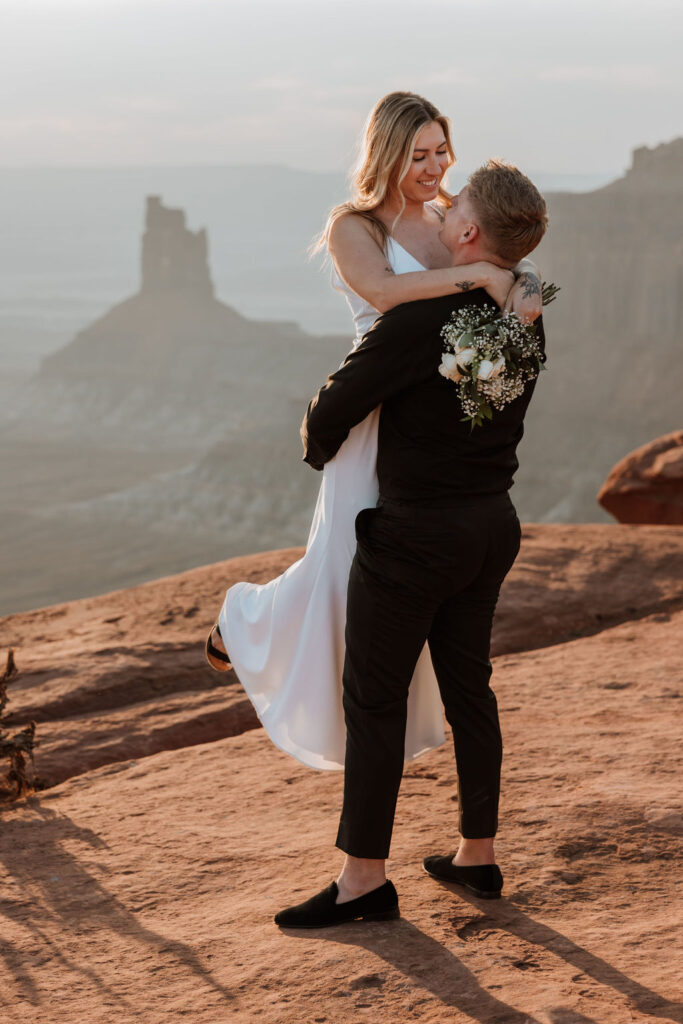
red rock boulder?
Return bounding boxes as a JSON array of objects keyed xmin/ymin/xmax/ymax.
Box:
[{"xmin": 598, "ymin": 430, "xmax": 683, "ymax": 524}]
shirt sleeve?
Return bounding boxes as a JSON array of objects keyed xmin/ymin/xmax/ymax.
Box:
[{"xmin": 300, "ymin": 303, "xmax": 429, "ymax": 470}]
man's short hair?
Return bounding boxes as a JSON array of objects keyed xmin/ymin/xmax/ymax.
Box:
[{"xmin": 468, "ymin": 159, "xmax": 548, "ymax": 265}]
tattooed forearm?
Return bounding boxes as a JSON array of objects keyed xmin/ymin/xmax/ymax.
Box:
[
  {"xmin": 456, "ymin": 280, "xmax": 475, "ymax": 292},
  {"xmin": 518, "ymin": 272, "xmax": 542, "ymax": 300}
]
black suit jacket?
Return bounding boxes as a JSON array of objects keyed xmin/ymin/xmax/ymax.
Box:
[{"xmin": 301, "ymin": 290, "xmax": 545, "ymax": 504}]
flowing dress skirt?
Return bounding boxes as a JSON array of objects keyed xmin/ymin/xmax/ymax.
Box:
[{"xmin": 219, "ymin": 407, "xmax": 446, "ymax": 770}]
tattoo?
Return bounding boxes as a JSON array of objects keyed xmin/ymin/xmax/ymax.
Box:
[
  {"xmin": 456, "ymin": 280, "xmax": 475, "ymax": 292},
  {"xmin": 519, "ymin": 272, "xmax": 542, "ymax": 300},
  {"xmin": 384, "ymin": 265, "xmax": 395, "ymax": 275}
]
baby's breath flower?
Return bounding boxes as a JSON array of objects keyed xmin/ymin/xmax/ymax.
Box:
[{"xmin": 439, "ymin": 283, "xmax": 558, "ymax": 428}]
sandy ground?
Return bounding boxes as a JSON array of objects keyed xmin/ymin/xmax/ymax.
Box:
[{"xmin": 0, "ymin": 525, "xmax": 681, "ymax": 1023}]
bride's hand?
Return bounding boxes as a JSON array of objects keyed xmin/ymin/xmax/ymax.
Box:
[{"xmin": 481, "ymin": 264, "xmax": 516, "ymax": 309}]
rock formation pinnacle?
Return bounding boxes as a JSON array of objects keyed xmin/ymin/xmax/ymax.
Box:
[{"xmin": 141, "ymin": 195, "xmax": 214, "ymax": 297}]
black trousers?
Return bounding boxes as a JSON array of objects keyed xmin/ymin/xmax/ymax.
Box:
[{"xmin": 335, "ymin": 493, "xmax": 521, "ymax": 860}]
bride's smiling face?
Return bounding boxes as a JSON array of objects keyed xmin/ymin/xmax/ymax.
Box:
[{"xmin": 399, "ymin": 120, "xmax": 450, "ymax": 204}]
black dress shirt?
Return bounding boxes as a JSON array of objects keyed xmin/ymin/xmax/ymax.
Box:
[{"xmin": 301, "ymin": 290, "xmax": 545, "ymax": 504}]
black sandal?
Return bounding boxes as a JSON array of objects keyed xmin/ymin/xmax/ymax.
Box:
[{"xmin": 205, "ymin": 622, "xmax": 231, "ymax": 672}]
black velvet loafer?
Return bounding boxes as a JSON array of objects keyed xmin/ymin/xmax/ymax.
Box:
[
  {"xmin": 423, "ymin": 854, "xmax": 503, "ymax": 899},
  {"xmin": 274, "ymin": 880, "xmax": 399, "ymax": 929}
]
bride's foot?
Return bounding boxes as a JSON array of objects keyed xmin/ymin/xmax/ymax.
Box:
[{"xmin": 205, "ymin": 622, "xmax": 231, "ymax": 672}]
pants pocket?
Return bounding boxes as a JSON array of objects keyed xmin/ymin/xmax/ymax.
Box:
[{"xmin": 354, "ymin": 505, "xmax": 379, "ymax": 543}]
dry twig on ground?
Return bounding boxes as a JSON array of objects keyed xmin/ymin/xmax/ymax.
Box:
[{"xmin": 0, "ymin": 649, "xmax": 36, "ymax": 801}]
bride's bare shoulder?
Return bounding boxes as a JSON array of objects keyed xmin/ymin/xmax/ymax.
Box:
[{"xmin": 328, "ymin": 211, "xmax": 385, "ymax": 256}]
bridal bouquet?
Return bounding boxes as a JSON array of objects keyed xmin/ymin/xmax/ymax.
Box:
[{"xmin": 438, "ymin": 283, "xmax": 559, "ymax": 428}]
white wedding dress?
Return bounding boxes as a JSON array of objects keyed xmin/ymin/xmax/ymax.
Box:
[{"xmin": 218, "ymin": 237, "xmax": 446, "ymax": 769}]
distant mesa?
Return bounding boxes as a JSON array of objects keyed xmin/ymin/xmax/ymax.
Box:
[
  {"xmin": 40, "ymin": 194, "xmax": 247, "ymax": 385},
  {"xmin": 613, "ymin": 137, "xmax": 683, "ymax": 194},
  {"xmin": 598, "ymin": 431, "xmax": 683, "ymax": 524},
  {"xmin": 36, "ymin": 193, "xmax": 340, "ymax": 400},
  {"xmin": 4, "ymin": 142, "xmax": 683, "ymax": 615},
  {"xmin": 142, "ymin": 196, "xmax": 214, "ymax": 297},
  {"xmin": 16, "ymin": 194, "xmax": 344, "ymax": 455}
]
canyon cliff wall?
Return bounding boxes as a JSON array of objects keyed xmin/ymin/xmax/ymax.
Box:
[
  {"xmin": 1, "ymin": 144, "xmax": 682, "ymax": 611},
  {"xmin": 515, "ymin": 138, "xmax": 682, "ymax": 521}
]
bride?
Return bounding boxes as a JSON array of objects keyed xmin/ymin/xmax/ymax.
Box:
[{"xmin": 205, "ymin": 91, "xmax": 541, "ymax": 768}]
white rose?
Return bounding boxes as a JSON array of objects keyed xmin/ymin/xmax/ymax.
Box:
[
  {"xmin": 477, "ymin": 359, "xmax": 495, "ymax": 380},
  {"xmin": 455, "ymin": 347, "xmax": 475, "ymax": 370},
  {"xmin": 439, "ymin": 352, "xmax": 463, "ymax": 381},
  {"xmin": 491, "ymin": 355, "xmax": 506, "ymax": 378}
]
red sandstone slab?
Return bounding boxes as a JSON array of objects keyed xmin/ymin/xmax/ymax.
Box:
[
  {"xmin": 1, "ymin": 526, "xmax": 681, "ymax": 788},
  {"xmin": 0, "ymin": 609, "xmax": 680, "ymax": 1023}
]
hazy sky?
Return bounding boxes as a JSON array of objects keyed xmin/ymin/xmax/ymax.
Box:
[{"xmin": 3, "ymin": 0, "xmax": 682, "ymax": 176}]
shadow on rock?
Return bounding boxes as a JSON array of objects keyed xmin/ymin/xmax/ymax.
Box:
[{"xmin": 0, "ymin": 800, "xmax": 234, "ymax": 1011}]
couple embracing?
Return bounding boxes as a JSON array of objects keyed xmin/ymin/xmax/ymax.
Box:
[{"xmin": 205, "ymin": 91, "xmax": 548, "ymax": 928}]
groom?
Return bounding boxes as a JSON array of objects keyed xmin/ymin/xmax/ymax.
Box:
[{"xmin": 276, "ymin": 160, "xmax": 548, "ymax": 928}]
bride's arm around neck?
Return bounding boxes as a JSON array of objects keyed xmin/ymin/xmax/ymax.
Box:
[{"xmin": 328, "ymin": 212, "xmax": 507, "ymax": 313}]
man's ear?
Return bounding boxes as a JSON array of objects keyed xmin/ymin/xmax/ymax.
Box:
[{"xmin": 461, "ymin": 222, "xmax": 479, "ymax": 245}]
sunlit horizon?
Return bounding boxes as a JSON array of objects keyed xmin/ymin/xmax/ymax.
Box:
[{"xmin": 3, "ymin": 0, "xmax": 681, "ymax": 176}]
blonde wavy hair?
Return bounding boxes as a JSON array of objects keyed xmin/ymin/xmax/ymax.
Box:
[{"xmin": 313, "ymin": 91, "xmax": 455, "ymax": 254}]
